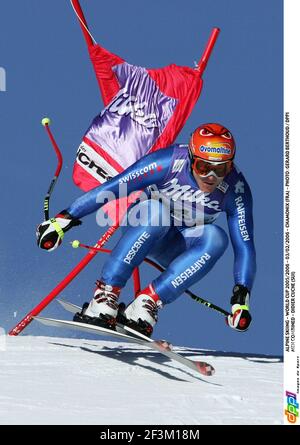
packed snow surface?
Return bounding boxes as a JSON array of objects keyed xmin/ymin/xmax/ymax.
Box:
[{"xmin": 0, "ymin": 335, "xmax": 282, "ymax": 425}]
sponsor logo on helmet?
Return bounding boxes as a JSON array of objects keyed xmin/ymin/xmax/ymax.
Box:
[{"xmin": 199, "ymin": 144, "xmax": 232, "ymax": 156}]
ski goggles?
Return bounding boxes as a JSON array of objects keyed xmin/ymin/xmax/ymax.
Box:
[{"xmin": 191, "ymin": 157, "xmax": 232, "ymax": 178}]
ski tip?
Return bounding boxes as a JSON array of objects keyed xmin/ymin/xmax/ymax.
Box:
[{"xmin": 195, "ymin": 361, "xmax": 215, "ymax": 377}]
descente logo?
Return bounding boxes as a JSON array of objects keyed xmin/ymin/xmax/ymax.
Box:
[{"xmin": 123, "ymin": 231, "xmax": 150, "ymax": 264}]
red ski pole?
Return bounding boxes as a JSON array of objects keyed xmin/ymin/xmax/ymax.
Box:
[
  {"xmin": 9, "ymin": 225, "xmax": 119, "ymax": 336},
  {"xmin": 41, "ymin": 118, "xmax": 63, "ymax": 221},
  {"xmin": 9, "ymin": 119, "xmax": 120, "ymax": 336}
]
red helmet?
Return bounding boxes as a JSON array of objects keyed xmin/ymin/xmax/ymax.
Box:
[{"xmin": 189, "ymin": 123, "xmax": 235, "ymax": 163}]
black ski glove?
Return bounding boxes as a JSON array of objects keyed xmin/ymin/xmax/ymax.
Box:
[
  {"xmin": 36, "ymin": 210, "xmax": 81, "ymax": 251},
  {"xmin": 226, "ymin": 285, "xmax": 252, "ymax": 331}
]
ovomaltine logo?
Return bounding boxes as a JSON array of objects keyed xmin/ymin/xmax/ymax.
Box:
[
  {"xmin": 200, "ymin": 145, "xmax": 231, "ymax": 155},
  {"xmin": 0, "ymin": 67, "xmax": 6, "ymax": 92}
]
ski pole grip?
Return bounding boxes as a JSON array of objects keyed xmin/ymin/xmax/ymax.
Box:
[{"xmin": 197, "ymin": 27, "xmax": 220, "ymax": 77}]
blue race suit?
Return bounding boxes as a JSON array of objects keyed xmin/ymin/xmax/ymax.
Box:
[{"xmin": 67, "ymin": 145, "xmax": 256, "ymax": 305}]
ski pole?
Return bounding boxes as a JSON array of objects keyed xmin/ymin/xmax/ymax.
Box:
[
  {"xmin": 71, "ymin": 240, "xmax": 230, "ymax": 317},
  {"xmin": 9, "ymin": 119, "xmax": 120, "ymax": 336},
  {"xmin": 8, "ymin": 225, "xmax": 119, "ymax": 336},
  {"xmin": 9, "ymin": 125, "xmax": 138, "ymax": 335},
  {"xmin": 145, "ymin": 257, "xmax": 230, "ymax": 317},
  {"xmin": 41, "ymin": 118, "xmax": 63, "ymax": 221}
]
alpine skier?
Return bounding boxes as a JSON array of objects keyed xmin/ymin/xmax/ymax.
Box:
[{"xmin": 36, "ymin": 123, "xmax": 256, "ymax": 337}]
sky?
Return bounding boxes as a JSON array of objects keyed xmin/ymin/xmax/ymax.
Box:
[{"xmin": 0, "ymin": 0, "xmax": 283, "ymax": 355}]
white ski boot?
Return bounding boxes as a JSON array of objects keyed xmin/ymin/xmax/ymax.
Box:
[
  {"xmin": 122, "ymin": 284, "xmax": 163, "ymax": 337},
  {"xmin": 74, "ymin": 280, "xmax": 121, "ymax": 330}
]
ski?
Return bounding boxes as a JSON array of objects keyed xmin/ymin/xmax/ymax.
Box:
[
  {"xmin": 57, "ymin": 299, "xmax": 81, "ymax": 314},
  {"xmin": 57, "ymin": 299, "xmax": 150, "ymax": 339},
  {"xmin": 57, "ymin": 299, "xmax": 158, "ymax": 340},
  {"xmin": 34, "ymin": 314, "xmax": 215, "ymax": 376},
  {"xmin": 57, "ymin": 299, "xmax": 149, "ymax": 341}
]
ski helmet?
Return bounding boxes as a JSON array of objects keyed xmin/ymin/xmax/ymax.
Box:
[{"xmin": 189, "ymin": 123, "xmax": 235, "ymax": 163}]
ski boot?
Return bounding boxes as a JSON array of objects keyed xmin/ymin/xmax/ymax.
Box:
[
  {"xmin": 118, "ymin": 284, "xmax": 163, "ymax": 337},
  {"xmin": 73, "ymin": 280, "xmax": 121, "ymax": 330}
]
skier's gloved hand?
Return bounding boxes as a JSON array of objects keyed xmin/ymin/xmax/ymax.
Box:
[
  {"xmin": 36, "ymin": 210, "xmax": 81, "ymax": 251},
  {"xmin": 226, "ymin": 284, "xmax": 252, "ymax": 332}
]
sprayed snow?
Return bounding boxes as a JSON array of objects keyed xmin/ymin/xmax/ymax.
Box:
[{"xmin": 0, "ymin": 336, "xmax": 282, "ymax": 425}]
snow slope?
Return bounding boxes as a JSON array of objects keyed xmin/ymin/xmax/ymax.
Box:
[{"xmin": 0, "ymin": 335, "xmax": 283, "ymax": 425}]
